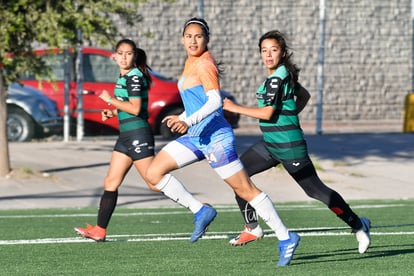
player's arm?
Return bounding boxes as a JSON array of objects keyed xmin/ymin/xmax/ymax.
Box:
[
  {"xmin": 99, "ymin": 75, "xmax": 143, "ymax": 116},
  {"xmin": 222, "ymin": 99, "xmax": 274, "ymax": 120},
  {"xmin": 179, "ymin": 89, "xmax": 222, "ymax": 127},
  {"xmin": 163, "ymin": 88, "xmax": 221, "ymax": 133},
  {"xmin": 223, "ymin": 76, "xmax": 282, "ymax": 120},
  {"xmin": 108, "ymin": 97, "xmax": 141, "ymax": 116},
  {"xmin": 178, "ymin": 62, "xmax": 222, "ymax": 127}
]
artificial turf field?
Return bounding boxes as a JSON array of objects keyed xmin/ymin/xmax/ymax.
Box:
[{"xmin": 0, "ymin": 199, "xmax": 413, "ymax": 275}]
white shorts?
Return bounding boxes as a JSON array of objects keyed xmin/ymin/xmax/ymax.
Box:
[{"xmin": 162, "ymin": 135, "xmax": 244, "ymax": 179}]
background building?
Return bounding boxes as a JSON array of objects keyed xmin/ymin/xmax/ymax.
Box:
[{"xmin": 114, "ymin": 0, "xmax": 411, "ymax": 133}]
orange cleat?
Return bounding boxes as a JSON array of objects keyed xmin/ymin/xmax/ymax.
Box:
[
  {"xmin": 229, "ymin": 225, "xmax": 264, "ymax": 246},
  {"xmin": 74, "ymin": 224, "xmax": 106, "ymax": 242}
]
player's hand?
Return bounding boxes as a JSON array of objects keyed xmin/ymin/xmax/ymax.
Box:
[
  {"xmin": 223, "ymin": 98, "xmax": 236, "ymax": 112},
  {"xmin": 162, "ymin": 115, "xmax": 188, "ymax": 133},
  {"xmin": 162, "ymin": 115, "xmax": 179, "ymax": 128},
  {"xmin": 170, "ymin": 121, "xmax": 188, "ymax": 133},
  {"xmin": 98, "ymin": 90, "xmax": 112, "ymax": 103},
  {"xmin": 101, "ymin": 109, "xmax": 114, "ymax": 121}
]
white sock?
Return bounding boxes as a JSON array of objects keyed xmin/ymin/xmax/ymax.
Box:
[
  {"xmin": 249, "ymin": 192, "xmax": 290, "ymax": 241},
  {"xmin": 155, "ymin": 174, "xmax": 203, "ymax": 214}
]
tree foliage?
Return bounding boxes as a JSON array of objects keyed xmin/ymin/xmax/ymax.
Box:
[
  {"xmin": 0, "ymin": 0, "xmax": 145, "ymax": 84},
  {"xmin": 0, "ymin": 0, "xmax": 148, "ymax": 176}
]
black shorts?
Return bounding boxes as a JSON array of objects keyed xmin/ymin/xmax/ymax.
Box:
[
  {"xmin": 240, "ymin": 139, "xmax": 312, "ymax": 176},
  {"xmin": 114, "ymin": 129, "xmax": 154, "ymax": 161}
]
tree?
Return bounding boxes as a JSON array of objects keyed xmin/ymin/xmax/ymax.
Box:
[{"xmin": 0, "ymin": 0, "xmax": 145, "ymax": 176}]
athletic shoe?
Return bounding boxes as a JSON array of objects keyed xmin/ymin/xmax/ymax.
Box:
[
  {"xmin": 74, "ymin": 224, "xmax": 106, "ymax": 242},
  {"xmin": 277, "ymin": 232, "xmax": 301, "ymax": 266},
  {"xmin": 74, "ymin": 223, "xmax": 94, "ymax": 236},
  {"xmin": 354, "ymin": 217, "xmax": 371, "ymax": 253},
  {"xmin": 190, "ymin": 204, "xmax": 217, "ymax": 243},
  {"xmin": 229, "ymin": 225, "xmax": 264, "ymax": 246}
]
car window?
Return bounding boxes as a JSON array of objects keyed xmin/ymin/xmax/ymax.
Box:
[
  {"xmin": 20, "ymin": 52, "xmax": 74, "ymax": 82},
  {"xmin": 83, "ymin": 53, "xmax": 118, "ymax": 83}
]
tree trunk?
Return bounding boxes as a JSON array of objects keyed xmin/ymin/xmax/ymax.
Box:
[{"xmin": 0, "ymin": 75, "xmax": 11, "ymax": 176}]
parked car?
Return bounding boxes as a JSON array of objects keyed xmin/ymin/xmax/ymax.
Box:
[
  {"xmin": 19, "ymin": 47, "xmax": 239, "ymax": 138},
  {"xmin": 6, "ymin": 83, "xmax": 63, "ymax": 142}
]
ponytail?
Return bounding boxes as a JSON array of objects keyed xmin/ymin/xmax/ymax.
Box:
[{"xmin": 135, "ymin": 48, "xmax": 152, "ymax": 86}]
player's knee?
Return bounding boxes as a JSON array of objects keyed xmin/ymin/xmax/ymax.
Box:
[
  {"xmin": 103, "ymin": 176, "xmax": 121, "ymax": 191},
  {"xmin": 145, "ymin": 166, "xmax": 161, "ymax": 186},
  {"xmin": 146, "ymin": 182, "xmax": 160, "ymax": 192},
  {"xmin": 232, "ymin": 183, "xmax": 259, "ymax": 202}
]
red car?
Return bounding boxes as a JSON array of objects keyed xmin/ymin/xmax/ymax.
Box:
[{"xmin": 20, "ymin": 47, "xmax": 239, "ymax": 138}]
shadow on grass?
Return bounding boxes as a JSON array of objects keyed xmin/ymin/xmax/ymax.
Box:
[{"xmin": 295, "ymin": 243, "xmax": 414, "ymax": 265}]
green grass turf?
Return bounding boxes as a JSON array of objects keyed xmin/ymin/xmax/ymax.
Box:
[{"xmin": 0, "ymin": 199, "xmax": 413, "ymax": 275}]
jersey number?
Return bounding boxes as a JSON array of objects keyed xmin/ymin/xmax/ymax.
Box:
[{"xmin": 205, "ymin": 153, "xmax": 217, "ymax": 163}]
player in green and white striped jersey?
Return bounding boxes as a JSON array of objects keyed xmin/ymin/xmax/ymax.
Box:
[{"xmin": 223, "ymin": 30, "xmax": 371, "ymax": 254}]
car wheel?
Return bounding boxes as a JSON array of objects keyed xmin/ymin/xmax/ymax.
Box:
[
  {"xmin": 159, "ymin": 107, "xmax": 184, "ymax": 139},
  {"xmin": 7, "ymin": 107, "xmax": 35, "ymax": 142}
]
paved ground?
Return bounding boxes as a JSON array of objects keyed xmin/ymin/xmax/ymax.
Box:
[{"xmin": 1, "ymin": 127, "xmax": 414, "ymax": 210}]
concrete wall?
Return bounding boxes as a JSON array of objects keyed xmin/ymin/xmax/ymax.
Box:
[{"xmin": 114, "ymin": 0, "xmax": 412, "ymax": 132}]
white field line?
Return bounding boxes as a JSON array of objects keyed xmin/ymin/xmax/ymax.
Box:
[
  {"xmin": 0, "ymin": 203, "xmax": 409, "ymax": 219},
  {"xmin": 0, "ymin": 203, "xmax": 412, "ymax": 245},
  {"xmin": 0, "ymin": 230, "xmax": 413, "ymax": 245}
]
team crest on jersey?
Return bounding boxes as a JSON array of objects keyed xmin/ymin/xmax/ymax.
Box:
[{"xmin": 132, "ymin": 140, "xmax": 141, "ymax": 153}]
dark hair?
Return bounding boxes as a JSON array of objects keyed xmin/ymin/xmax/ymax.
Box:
[
  {"xmin": 259, "ymin": 30, "xmax": 300, "ymax": 88},
  {"xmin": 182, "ymin": 17, "xmax": 210, "ymax": 38},
  {"xmin": 115, "ymin": 38, "xmax": 152, "ymax": 86}
]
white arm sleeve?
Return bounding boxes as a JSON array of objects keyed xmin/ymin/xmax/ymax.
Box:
[
  {"xmin": 178, "ymin": 111, "xmax": 186, "ymax": 121},
  {"xmin": 180, "ymin": 89, "xmax": 222, "ymax": 127}
]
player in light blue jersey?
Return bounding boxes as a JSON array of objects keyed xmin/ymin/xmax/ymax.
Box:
[{"xmin": 145, "ymin": 18, "xmax": 300, "ymax": 267}]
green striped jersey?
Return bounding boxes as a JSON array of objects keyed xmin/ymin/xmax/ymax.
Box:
[
  {"xmin": 114, "ymin": 68, "xmax": 149, "ymax": 133},
  {"xmin": 257, "ymin": 65, "xmax": 307, "ymax": 160}
]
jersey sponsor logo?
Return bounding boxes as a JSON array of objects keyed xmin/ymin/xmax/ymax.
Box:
[
  {"xmin": 270, "ymin": 78, "xmax": 280, "ymax": 89},
  {"xmin": 131, "ymin": 83, "xmax": 141, "ymax": 91},
  {"xmin": 131, "ymin": 75, "xmax": 140, "ymax": 83},
  {"xmin": 131, "ymin": 76, "xmax": 142, "ymax": 92},
  {"xmin": 131, "ymin": 139, "xmax": 152, "ymax": 153}
]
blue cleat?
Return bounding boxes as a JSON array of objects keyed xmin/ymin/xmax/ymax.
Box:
[
  {"xmin": 190, "ymin": 204, "xmax": 217, "ymax": 243},
  {"xmin": 277, "ymin": 232, "xmax": 300, "ymax": 266}
]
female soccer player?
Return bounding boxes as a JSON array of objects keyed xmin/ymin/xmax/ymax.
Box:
[
  {"xmin": 223, "ymin": 30, "xmax": 371, "ymax": 254},
  {"xmin": 145, "ymin": 18, "xmax": 300, "ymax": 266},
  {"xmin": 74, "ymin": 39, "xmax": 156, "ymax": 241}
]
